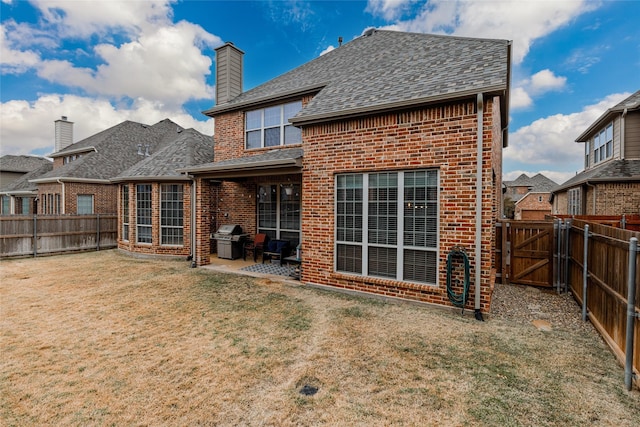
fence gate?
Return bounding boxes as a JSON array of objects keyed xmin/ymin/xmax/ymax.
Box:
[{"xmin": 499, "ymin": 220, "xmax": 555, "ymax": 287}]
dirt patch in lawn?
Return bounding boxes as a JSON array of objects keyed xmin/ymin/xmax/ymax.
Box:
[{"xmin": 1, "ymin": 250, "xmax": 639, "ymax": 426}]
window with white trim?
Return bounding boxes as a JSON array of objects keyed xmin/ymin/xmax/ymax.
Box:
[
  {"xmin": 136, "ymin": 184, "xmax": 152, "ymax": 244},
  {"xmin": 336, "ymin": 170, "xmax": 439, "ymax": 285},
  {"xmin": 160, "ymin": 184, "xmax": 183, "ymax": 245},
  {"xmin": 568, "ymin": 188, "xmax": 582, "ymax": 215},
  {"xmin": 593, "ymin": 123, "xmax": 613, "ymax": 164},
  {"xmin": 77, "ymin": 194, "xmax": 93, "ymax": 214},
  {"xmin": 245, "ymin": 101, "xmax": 302, "ymax": 149},
  {"xmin": 122, "ymin": 185, "xmax": 129, "ymax": 241}
]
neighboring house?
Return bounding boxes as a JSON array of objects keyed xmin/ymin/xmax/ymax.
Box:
[
  {"xmin": 30, "ymin": 118, "xmax": 189, "ymax": 216},
  {"xmin": 0, "ymin": 160, "xmax": 53, "ymax": 215},
  {"xmin": 552, "ymin": 90, "xmax": 640, "ymax": 215},
  {"xmin": 184, "ymin": 30, "xmax": 511, "ymax": 314},
  {"xmin": 503, "ymin": 173, "xmax": 557, "ymax": 220},
  {"xmin": 0, "ymin": 155, "xmax": 52, "ymax": 188},
  {"xmin": 112, "ymin": 129, "xmax": 212, "ymax": 257}
]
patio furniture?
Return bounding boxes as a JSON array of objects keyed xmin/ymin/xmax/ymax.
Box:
[
  {"xmin": 243, "ymin": 233, "xmax": 268, "ymax": 262},
  {"xmin": 262, "ymin": 239, "xmax": 290, "ymax": 264}
]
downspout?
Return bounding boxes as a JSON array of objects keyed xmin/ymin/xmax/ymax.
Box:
[
  {"xmin": 56, "ymin": 179, "xmax": 65, "ymax": 214},
  {"xmin": 621, "ymin": 108, "xmax": 627, "ymax": 159},
  {"xmin": 474, "ymin": 93, "xmax": 484, "ymax": 321},
  {"xmin": 189, "ymin": 174, "xmax": 197, "ymax": 268}
]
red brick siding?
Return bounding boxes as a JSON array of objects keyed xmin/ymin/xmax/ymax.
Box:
[
  {"xmin": 117, "ymin": 182, "xmax": 192, "ymax": 257},
  {"xmin": 37, "ymin": 182, "xmax": 117, "ymax": 214},
  {"xmin": 301, "ymin": 99, "xmax": 498, "ymax": 312}
]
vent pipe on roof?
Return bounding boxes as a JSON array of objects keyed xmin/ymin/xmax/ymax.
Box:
[
  {"xmin": 54, "ymin": 116, "xmax": 73, "ymax": 152},
  {"xmin": 215, "ymin": 42, "xmax": 244, "ymax": 105}
]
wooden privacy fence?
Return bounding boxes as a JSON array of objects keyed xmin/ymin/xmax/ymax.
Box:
[
  {"xmin": 561, "ymin": 219, "xmax": 640, "ymax": 390},
  {"xmin": 0, "ymin": 214, "xmax": 117, "ymax": 258},
  {"xmin": 496, "ymin": 218, "xmax": 640, "ymax": 389}
]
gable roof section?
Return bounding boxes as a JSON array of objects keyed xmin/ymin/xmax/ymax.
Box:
[
  {"xmin": 504, "ymin": 173, "xmax": 557, "ymax": 191},
  {"xmin": 552, "ymin": 159, "xmax": 640, "ymax": 193},
  {"xmin": 0, "ymin": 155, "xmax": 51, "ymax": 173},
  {"xmin": 31, "ymin": 119, "xmax": 192, "ymax": 183},
  {"xmin": 204, "ymin": 30, "xmax": 511, "ymax": 131},
  {"xmin": 576, "ymin": 90, "xmax": 640, "ymax": 142},
  {"xmin": 181, "ymin": 148, "xmax": 303, "ymax": 179},
  {"xmin": 113, "ymin": 129, "xmax": 213, "ymax": 182}
]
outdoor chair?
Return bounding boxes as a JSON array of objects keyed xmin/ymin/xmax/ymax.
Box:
[
  {"xmin": 243, "ymin": 233, "xmax": 268, "ymax": 262},
  {"xmin": 262, "ymin": 239, "xmax": 290, "ymax": 264}
]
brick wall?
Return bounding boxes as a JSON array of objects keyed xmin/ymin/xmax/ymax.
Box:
[
  {"xmin": 592, "ymin": 182, "xmax": 640, "ymax": 215},
  {"xmin": 117, "ymin": 182, "xmax": 192, "ymax": 257},
  {"xmin": 514, "ymin": 192, "xmax": 552, "ymax": 220},
  {"xmin": 301, "ymin": 98, "xmax": 499, "ymax": 312}
]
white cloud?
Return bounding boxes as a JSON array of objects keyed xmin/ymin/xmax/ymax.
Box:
[
  {"xmin": 0, "ymin": 95, "xmax": 213, "ymax": 156},
  {"xmin": 320, "ymin": 45, "xmax": 335, "ymax": 56},
  {"xmin": 376, "ymin": 0, "xmax": 598, "ymax": 64},
  {"xmin": 510, "ymin": 87, "xmax": 533, "ymax": 110},
  {"xmin": 504, "ymin": 92, "xmax": 630, "ymax": 182},
  {"xmin": 0, "ymin": 24, "xmax": 41, "ymax": 74},
  {"xmin": 366, "ymin": 0, "xmax": 414, "ymax": 20},
  {"xmin": 530, "ymin": 69, "xmax": 567, "ymax": 93}
]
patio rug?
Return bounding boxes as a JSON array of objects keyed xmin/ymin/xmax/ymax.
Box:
[{"xmin": 240, "ymin": 263, "xmax": 297, "ymax": 277}]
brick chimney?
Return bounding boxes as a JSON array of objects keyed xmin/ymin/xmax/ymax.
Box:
[
  {"xmin": 215, "ymin": 42, "xmax": 244, "ymax": 105},
  {"xmin": 54, "ymin": 116, "xmax": 73, "ymax": 152}
]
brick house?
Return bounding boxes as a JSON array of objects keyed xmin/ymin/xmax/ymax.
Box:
[
  {"xmin": 186, "ymin": 30, "xmax": 511, "ymax": 315},
  {"xmin": 552, "ymin": 90, "xmax": 640, "ymax": 215},
  {"xmin": 503, "ymin": 173, "xmax": 557, "ymax": 219},
  {"xmin": 30, "ymin": 117, "xmax": 189, "ymax": 216},
  {"xmin": 112, "ymin": 129, "xmax": 212, "ymax": 257}
]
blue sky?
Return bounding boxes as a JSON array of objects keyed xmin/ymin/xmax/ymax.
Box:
[{"xmin": 1, "ymin": 0, "xmax": 639, "ymax": 184}]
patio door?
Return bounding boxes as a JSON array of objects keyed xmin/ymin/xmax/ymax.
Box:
[{"xmin": 257, "ymin": 183, "xmax": 301, "ymax": 247}]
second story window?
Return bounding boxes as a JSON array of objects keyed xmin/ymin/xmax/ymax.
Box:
[
  {"xmin": 593, "ymin": 123, "xmax": 613, "ymax": 164},
  {"xmin": 245, "ymin": 101, "xmax": 302, "ymax": 149}
]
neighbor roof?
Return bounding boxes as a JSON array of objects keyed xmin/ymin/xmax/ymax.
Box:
[
  {"xmin": 0, "ymin": 155, "xmax": 51, "ymax": 173},
  {"xmin": 31, "ymin": 119, "xmax": 196, "ymax": 183},
  {"xmin": 576, "ymin": 90, "xmax": 640, "ymax": 142},
  {"xmin": 0, "ymin": 162, "xmax": 53, "ymax": 194},
  {"xmin": 204, "ymin": 30, "xmax": 511, "ymax": 132},
  {"xmin": 552, "ymin": 159, "xmax": 640, "ymax": 193},
  {"xmin": 112, "ymin": 129, "xmax": 213, "ymax": 182},
  {"xmin": 504, "ymin": 173, "xmax": 558, "ymax": 192}
]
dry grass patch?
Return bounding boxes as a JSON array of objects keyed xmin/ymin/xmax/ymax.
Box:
[{"xmin": 1, "ymin": 250, "xmax": 639, "ymax": 426}]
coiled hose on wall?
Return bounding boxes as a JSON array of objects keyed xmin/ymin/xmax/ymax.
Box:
[{"xmin": 446, "ymin": 246, "xmax": 470, "ymax": 310}]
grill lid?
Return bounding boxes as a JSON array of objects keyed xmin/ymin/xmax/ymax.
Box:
[{"xmin": 216, "ymin": 224, "xmax": 243, "ymax": 235}]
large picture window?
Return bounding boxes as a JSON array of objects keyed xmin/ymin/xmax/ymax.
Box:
[
  {"xmin": 122, "ymin": 185, "xmax": 129, "ymax": 241},
  {"xmin": 336, "ymin": 170, "xmax": 439, "ymax": 285},
  {"xmin": 245, "ymin": 101, "xmax": 302, "ymax": 149},
  {"xmin": 160, "ymin": 184, "xmax": 183, "ymax": 245},
  {"xmin": 136, "ymin": 184, "xmax": 152, "ymax": 244}
]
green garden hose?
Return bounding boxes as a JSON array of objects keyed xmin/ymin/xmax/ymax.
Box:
[{"xmin": 446, "ymin": 246, "xmax": 470, "ymax": 309}]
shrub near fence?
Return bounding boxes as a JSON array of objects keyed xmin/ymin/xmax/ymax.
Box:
[
  {"xmin": 0, "ymin": 214, "xmax": 117, "ymax": 258},
  {"xmin": 567, "ymin": 219, "xmax": 640, "ymax": 389}
]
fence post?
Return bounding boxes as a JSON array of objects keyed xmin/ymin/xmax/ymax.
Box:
[
  {"xmin": 625, "ymin": 237, "xmax": 638, "ymax": 391},
  {"xmin": 32, "ymin": 215, "xmax": 37, "ymax": 257},
  {"xmin": 622, "ymin": 214, "xmax": 627, "ymax": 230},
  {"xmin": 563, "ymin": 219, "xmax": 571, "ymax": 293},
  {"xmin": 553, "ymin": 219, "xmax": 559, "ymax": 293},
  {"xmin": 96, "ymin": 214, "xmax": 101, "ymax": 251},
  {"xmin": 582, "ymin": 224, "xmax": 589, "ymax": 322}
]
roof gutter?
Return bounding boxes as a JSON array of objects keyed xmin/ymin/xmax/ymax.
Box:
[
  {"xmin": 179, "ymin": 156, "xmax": 302, "ymax": 175},
  {"xmin": 49, "ymin": 146, "xmax": 97, "ymax": 158},
  {"xmin": 290, "ymin": 85, "xmax": 507, "ymax": 127},
  {"xmin": 110, "ymin": 175, "xmax": 192, "ymax": 183},
  {"xmin": 29, "ymin": 177, "xmax": 112, "ymax": 184}
]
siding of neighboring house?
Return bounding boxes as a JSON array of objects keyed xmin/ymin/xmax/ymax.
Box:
[
  {"xmin": 515, "ymin": 193, "xmax": 551, "ymax": 220},
  {"xmin": 301, "ymin": 98, "xmax": 500, "ymax": 311},
  {"xmin": 626, "ymin": 112, "xmax": 640, "ymax": 158}
]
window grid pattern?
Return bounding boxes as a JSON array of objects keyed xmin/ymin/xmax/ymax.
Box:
[
  {"xmin": 593, "ymin": 123, "xmax": 613, "ymax": 164},
  {"xmin": 136, "ymin": 184, "xmax": 152, "ymax": 244},
  {"xmin": 122, "ymin": 185, "xmax": 129, "ymax": 241},
  {"xmin": 568, "ymin": 188, "xmax": 582, "ymax": 215},
  {"xmin": 160, "ymin": 184, "xmax": 184, "ymax": 245},
  {"xmin": 257, "ymin": 183, "xmax": 301, "ymax": 247},
  {"xmin": 335, "ymin": 170, "xmax": 439, "ymax": 285},
  {"xmin": 245, "ymin": 101, "xmax": 302, "ymax": 149},
  {"xmin": 77, "ymin": 194, "xmax": 93, "ymax": 214}
]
